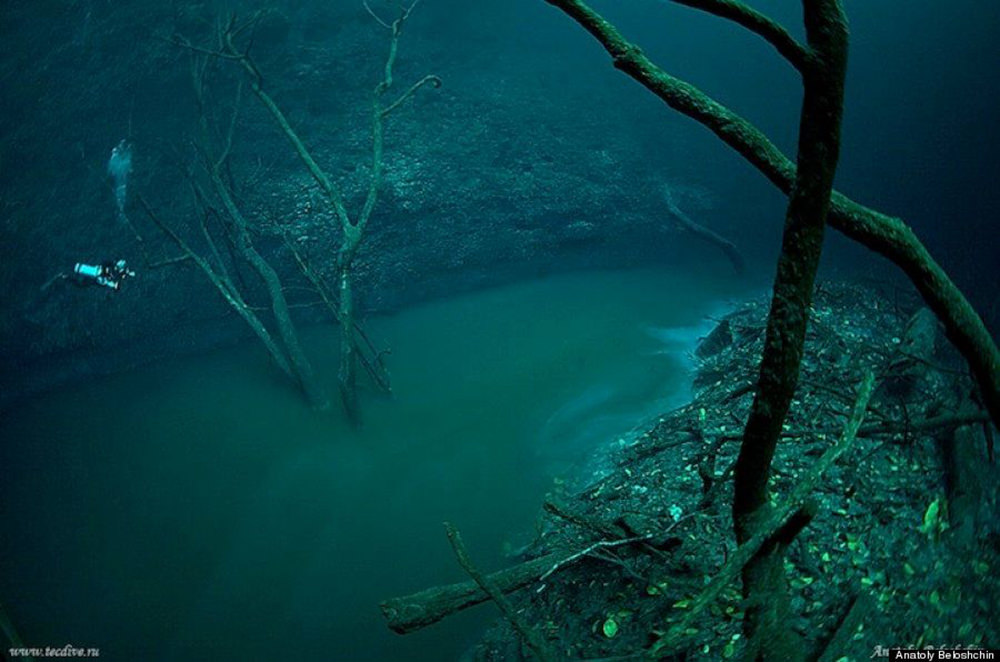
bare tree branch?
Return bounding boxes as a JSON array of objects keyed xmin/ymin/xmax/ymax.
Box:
[
  {"xmin": 137, "ymin": 195, "xmax": 295, "ymax": 380},
  {"xmin": 445, "ymin": 523, "xmax": 558, "ymax": 662},
  {"xmin": 662, "ymin": 186, "xmax": 745, "ymax": 274},
  {"xmin": 382, "ymin": 74, "xmax": 442, "ymax": 117},
  {"xmin": 363, "ymin": 1, "xmax": 393, "ymax": 29},
  {"xmin": 669, "ymin": 0, "xmax": 813, "ymax": 72}
]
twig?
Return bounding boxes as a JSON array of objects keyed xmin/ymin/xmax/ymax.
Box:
[
  {"xmin": 160, "ymin": 34, "xmax": 244, "ymax": 60},
  {"xmin": 588, "ymin": 548, "xmax": 648, "ymax": 583},
  {"xmin": 148, "ymin": 255, "xmax": 192, "ymax": 269},
  {"xmin": 543, "ymin": 499, "xmax": 627, "ymax": 538},
  {"xmin": 668, "ymin": 0, "xmax": 812, "ymax": 72},
  {"xmin": 382, "ymin": 74, "xmax": 442, "ymax": 116},
  {"xmin": 541, "ymin": 512, "xmax": 694, "ymax": 582},
  {"xmin": 444, "ymin": 523, "xmax": 558, "ymax": 662},
  {"xmin": 539, "ymin": 533, "xmax": 654, "ymax": 582},
  {"xmin": 363, "ymin": 1, "xmax": 392, "ymax": 29},
  {"xmin": 857, "ymin": 409, "xmax": 989, "ymax": 436},
  {"xmin": 663, "ymin": 185, "xmax": 745, "ymax": 274}
]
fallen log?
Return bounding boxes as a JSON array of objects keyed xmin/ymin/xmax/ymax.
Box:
[
  {"xmin": 444, "ymin": 523, "xmax": 558, "ymax": 662},
  {"xmin": 380, "ymin": 552, "xmax": 562, "ymax": 634},
  {"xmin": 382, "ymin": 502, "xmax": 686, "ymax": 635}
]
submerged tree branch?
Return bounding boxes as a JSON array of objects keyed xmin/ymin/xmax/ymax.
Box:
[
  {"xmin": 731, "ymin": 3, "xmax": 849, "ymax": 656},
  {"xmin": 663, "ymin": 186, "xmax": 745, "ymax": 274},
  {"xmin": 382, "ymin": 74, "xmax": 442, "ymax": 117},
  {"xmin": 445, "ymin": 523, "xmax": 558, "ymax": 662},
  {"xmin": 380, "ymin": 552, "xmax": 563, "ymax": 634},
  {"xmin": 200, "ymin": 4, "xmax": 439, "ymax": 423},
  {"xmin": 190, "ymin": 54, "xmax": 329, "ymax": 411},
  {"xmin": 275, "ymin": 225, "xmax": 393, "ymax": 393},
  {"xmin": 669, "ymin": 0, "xmax": 813, "ymax": 72},
  {"xmin": 137, "ymin": 195, "xmax": 295, "ymax": 380}
]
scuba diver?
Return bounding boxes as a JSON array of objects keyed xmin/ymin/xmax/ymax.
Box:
[
  {"xmin": 72, "ymin": 259, "xmax": 135, "ymax": 291},
  {"xmin": 39, "ymin": 140, "xmax": 139, "ymax": 294},
  {"xmin": 40, "ymin": 259, "xmax": 135, "ymax": 293}
]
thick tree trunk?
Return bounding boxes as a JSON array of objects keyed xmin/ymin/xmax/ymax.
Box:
[
  {"xmin": 241, "ymin": 239, "xmax": 330, "ymax": 411},
  {"xmin": 211, "ymin": 173, "xmax": 330, "ymax": 411},
  {"xmin": 731, "ymin": 3, "xmax": 849, "ymax": 660}
]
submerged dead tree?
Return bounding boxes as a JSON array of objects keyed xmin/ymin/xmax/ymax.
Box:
[
  {"xmin": 194, "ymin": 4, "xmax": 441, "ymax": 424},
  {"xmin": 729, "ymin": 1, "xmax": 848, "ymax": 659},
  {"xmin": 137, "ymin": 54, "xmax": 329, "ymax": 410},
  {"xmin": 137, "ymin": 196, "xmax": 315, "ymax": 403},
  {"xmin": 273, "ymin": 220, "xmax": 393, "ymax": 396},
  {"xmin": 190, "ymin": 58, "xmax": 329, "ymax": 411},
  {"xmin": 544, "ymin": 0, "xmax": 1000, "ymax": 432}
]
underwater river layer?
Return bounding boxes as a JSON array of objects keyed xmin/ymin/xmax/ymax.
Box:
[{"xmin": 0, "ymin": 268, "xmax": 750, "ymax": 661}]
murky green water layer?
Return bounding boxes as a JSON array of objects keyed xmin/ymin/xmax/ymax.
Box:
[{"xmin": 0, "ymin": 268, "xmax": 749, "ymax": 661}]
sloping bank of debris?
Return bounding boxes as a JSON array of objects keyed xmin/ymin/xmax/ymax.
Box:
[{"xmin": 380, "ymin": 282, "xmax": 999, "ymax": 661}]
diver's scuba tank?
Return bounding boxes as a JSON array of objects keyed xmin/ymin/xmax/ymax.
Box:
[
  {"xmin": 74, "ymin": 261, "xmax": 133, "ymax": 290},
  {"xmin": 74, "ymin": 263, "xmax": 103, "ymax": 280}
]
